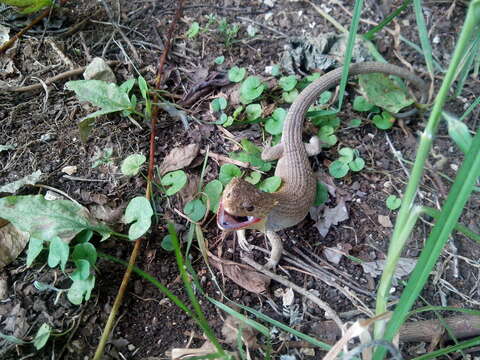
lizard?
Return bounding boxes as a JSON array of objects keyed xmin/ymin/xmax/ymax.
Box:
[{"xmin": 217, "ymin": 62, "xmax": 428, "ymax": 269}]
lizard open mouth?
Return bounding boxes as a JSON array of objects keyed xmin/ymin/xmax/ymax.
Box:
[{"xmin": 217, "ymin": 202, "xmax": 261, "ymax": 230}]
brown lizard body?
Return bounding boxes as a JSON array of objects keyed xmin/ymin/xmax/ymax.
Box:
[{"xmin": 217, "ymin": 62, "xmax": 427, "ymax": 269}]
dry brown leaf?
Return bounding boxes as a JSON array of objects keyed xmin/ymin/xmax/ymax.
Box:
[
  {"xmin": 89, "ymin": 204, "xmax": 125, "ymax": 224},
  {"xmin": 0, "ymin": 221, "xmax": 29, "ymax": 269},
  {"xmin": 209, "ymin": 255, "xmax": 270, "ymax": 294},
  {"xmin": 158, "ymin": 143, "xmax": 200, "ymax": 176},
  {"xmin": 378, "ymin": 214, "xmax": 393, "ymax": 228},
  {"xmin": 178, "ymin": 174, "xmax": 200, "ymax": 207},
  {"xmin": 222, "ymin": 315, "xmax": 257, "ymax": 348}
]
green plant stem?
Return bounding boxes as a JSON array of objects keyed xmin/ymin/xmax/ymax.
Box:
[
  {"xmin": 363, "ymin": 0, "xmax": 412, "ymax": 40},
  {"xmin": 168, "ymin": 224, "xmax": 225, "ymax": 354},
  {"xmin": 374, "ymin": 0, "xmax": 480, "ymax": 340}
]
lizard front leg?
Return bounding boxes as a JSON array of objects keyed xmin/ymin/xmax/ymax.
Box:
[{"xmin": 264, "ymin": 230, "xmax": 283, "ymax": 270}]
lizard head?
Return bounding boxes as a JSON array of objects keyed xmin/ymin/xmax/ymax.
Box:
[{"xmin": 217, "ymin": 177, "xmax": 278, "ymax": 231}]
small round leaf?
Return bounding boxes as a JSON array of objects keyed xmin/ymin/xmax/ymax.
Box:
[
  {"xmin": 161, "ymin": 170, "xmax": 187, "ymax": 195},
  {"xmin": 228, "ymin": 66, "xmax": 246, "ymax": 83},
  {"xmin": 258, "ymin": 176, "xmax": 282, "ymax": 193},
  {"xmin": 245, "ymin": 103, "xmax": 262, "ymax": 121},
  {"xmin": 124, "ymin": 196, "xmax": 153, "ymax": 240},
  {"xmin": 386, "ymin": 195, "xmax": 402, "ymax": 210},
  {"xmin": 279, "ymin": 75, "xmax": 297, "ymax": 91},
  {"xmin": 265, "ymin": 108, "xmax": 286, "ymax": 135},
  {"xmin": 219, "ymin": 164, "xmax": 242, "ymax": 185},
  {"xmin": 329, "ymin": 160, "xmax": 349, "ymax": 178},
  {"xmin": 184, "ymin": 199, "xmax": 206, "ymax": 222},
  {"xmin": 121, "ymin": 154, "xmax": 146, "ymax": 176},
  {"xmin": 161, "ymin": 235, "xmax": 174, "ymax": 251},
  {"xmin": 349, "ymin": 157, "xmax": 365, "ymax": 172}
]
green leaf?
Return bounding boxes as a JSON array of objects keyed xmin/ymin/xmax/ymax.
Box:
[
  {"xmin": 75, "ymin": 229, "xmax": 93, "ymax": 243},
  {"xmin": 33, "ymin": 323, "xmax": 51, "ymax": 350},
  {"xmin": 203, "ymin": 180, "xmax": 223, "ymax": 213},
  {"xmin": 67, "ymin": 274, "xmax": 95, "ymax": 305},
  {"xmin": 338, "ymin": 147, "xmax": 354, "ymax": 163},
  {"xmin": 349, "ymin": 157, "xmax": 365, "ymax": 172},
  {"xmin": 124, "ymin": 196, "xmax": 153, "ymax": 240},
  {"xmin": 0, "ymin": 170, "xmax": 42, "ymax": 194},
  {"xmin": 270, "ymin": 64, "xmax": 281, "ymax": 77},
  {"xmin": 71, "ymin": 259, "xmax": 90, "ymax": 281},
  {"xmin": 265, "ymin": 108, "xmax": 286, "ymax": 135},
  {"xmin": 386, "ymin": 195, "xmax": 402, "ymax": 210},
  {"xmin": 318, "ymin": 91, "xmax": 332, "ymax": 104},
  {"xmin": 0, "ymin": 195, "xmax": 112, "ymax": 241},
  {"xmin": 228, "ymin": 66, "xmax": 246, "ymax": 83},
  {"xmin": 372, "ymin": 111, "xmax": 395, "ymax": 130},
  {"xmin": 245, "ymin": 171, "xmax": 262, "ymax": 185},
  {"xmin": 214, "ymin": 56, "xmax": 225, "ymax": 64},
  {"xmin": 349, "ymin": 118, "xmax": 362, "ymax": 127},
  {"xmin": 3, "ymin": 0, "xmax": 52, "ymax": 14},
  {"xmin": 359, "ymin": 73, "xmax": 414, "ymax": 113},
  {"xmin": 72, "ymin": 243, "xmax": 97, "ymax": 266},
  {"xmin": 329, "ymin": 160, "xmax": 350, "ymax": 178},
  {"xmin": 65, "ymin": 80, "xmax": 132, "ymax": 115},
  {"xmin": 232, "ymin": 106, "xmax": 244, "ymax": 119},
  {"xmin": 240, "ymin": 76, "xmax": 265, "ymax": 104},
  {"xmin": 211, "ymin": 97, "xmax": 228, "ymax": 112},
  {"xmin": 278, "ymin": 75, "xmax": 297, "ymax": 91},
  {"xmin": 245, "ymin": 103, "xmax": 262, "ymax": 121},
  {"xmin": 353, "ymin": 95, "xmax": 375, "ymax": 112},
  {"xmin": 184, "ymin": 199, "xmax": 206, "ymax": 222},
  {"xmin": 282, "ymin": 89, "xmax": 299, "ymax": 103},
  {"xmin": 138, "ymin": 76, "xmax": 149, "ymax": 100},
  {"xmin": 0, "ymin": 333, "xmax": 27, "ymax": 345},
  {"xmin": 121, "ymin": 154, "xmax": 146, "ymax": 176},
  {"xmin": 219, "ymin": 164, "xmax": 242, "ymax": 185},
  {"xmin": 47, "ymin": 237, "xmax": 69, "ymax": 271},
  {"xmin": 119, "ymin": 78, "xmax": 135, "ymax": 94},
  {"xmin": 443, "ymin": 111, "xmax": 472, "ymax": 153},
  {"xmin": 223, "ymin": 115, "xmax": 234, "ymax": 127},
  {"xmin": 258, "ymin": 176, "xmax": 282, "ymax": 193},
  {"xmin": 161, "ymin": 234, "xmax": 174, "ymax": 251},
  {"xmin": 26, "ymin": 237, "xmax": 43, "ymax": 267},
  {"xmin": 161, "ymin": 170, "xmax": 187, "ymax": 195},
  {"xmin": 314, "ymin": 182, "xmax": 329, "ymax": 206},
  {"xmin": 240, "ymin": 138, "xmax": 261, "ymax": 154},
  {"xmin": 318, "ymin": 126, "xmax": 337, "ymax": 147},
  {"xmin": 186, "ymin": 22, "xmax": 200, "ymax": 38},
  {"xmin": 229, "ymin": 151, "xmax": 272, "ymax": 172}
]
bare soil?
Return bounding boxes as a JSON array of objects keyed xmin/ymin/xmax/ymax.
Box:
[{"xmin": 1, "ymin": 0, "xmax": 479, "ymax": 359}]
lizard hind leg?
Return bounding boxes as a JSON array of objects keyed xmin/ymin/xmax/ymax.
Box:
[
  {"xmin": 305, "ymin": 135, "xmax": 322, "ymax": 156},
  {"xmin": 261, "ymin": 136, "xmax": 321, "ymax": 162}
]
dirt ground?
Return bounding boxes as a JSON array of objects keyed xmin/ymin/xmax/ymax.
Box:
[{"xmin": 1, "ymin": 0, "xmax": 479, "ymax": 359}]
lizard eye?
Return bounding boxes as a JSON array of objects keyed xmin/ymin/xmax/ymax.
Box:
[{"xmin": 245, "ymin": 205, "xmax": 255, "ymax": 212}]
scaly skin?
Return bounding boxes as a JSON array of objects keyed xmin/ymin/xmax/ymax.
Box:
[{"xmin": 218, "ymin": 62, "xmax": 427, "ymax": 269}]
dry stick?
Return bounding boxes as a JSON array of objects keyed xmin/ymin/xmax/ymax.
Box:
[
  {"xmin": 92, "ymin": 2, "xmax": 185, "ymax": 360},
  {"xmin": 0, "ymin": 0, "xmax": 68, "ymax": 54},
  {"xmin": 241, "ymin": 256, "xmax": 345, "ymax": 332},
  {"xmin": 1, "ymin": 61, "xmax": 119, "ymax": 92}
]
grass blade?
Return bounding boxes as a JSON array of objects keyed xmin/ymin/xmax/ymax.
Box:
[
  {"xmin": 363, "ymin": 0, "xmax": 412, "ymax": 40},
  {"xmin": 412, "ymin": 0, "xmax": 434, "ymax": 75},
  {"xmin": 375, "ymin": 124, "xmax": 480, "ymax": 359}
]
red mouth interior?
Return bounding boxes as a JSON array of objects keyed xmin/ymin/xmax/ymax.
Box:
[{"xmin": 217, "ymin": 202, "xmax": 261, "ymax": 230}]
